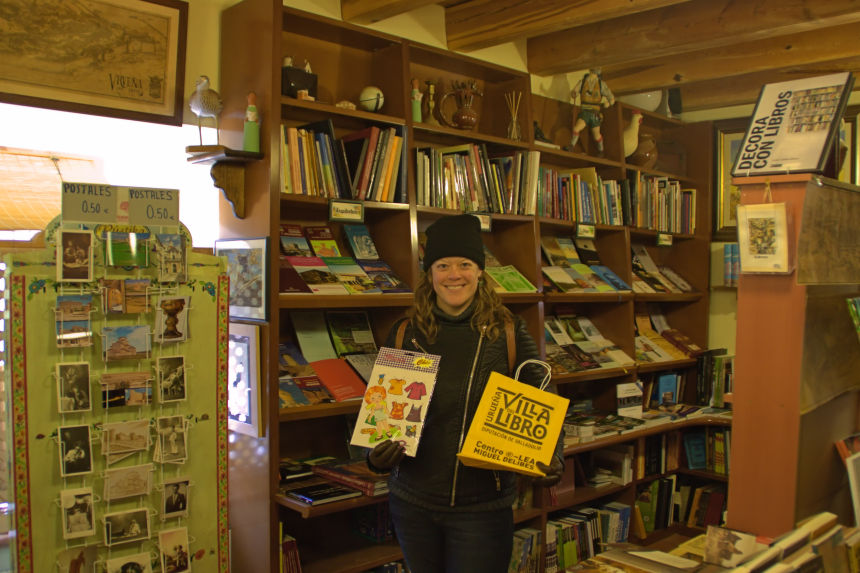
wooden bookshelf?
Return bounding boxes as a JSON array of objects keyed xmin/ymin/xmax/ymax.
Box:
[{"xmin": 217, "ymin": 2, "xmax": 721, "ymax": 571}]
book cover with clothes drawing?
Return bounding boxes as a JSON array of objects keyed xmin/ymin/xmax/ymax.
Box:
[{"xmin": 350, "ymin": 347, "xmax": 440, "ymax": 457}]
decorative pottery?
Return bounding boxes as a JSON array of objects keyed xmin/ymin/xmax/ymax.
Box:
[
  {"xmin": 628, "ymin": 133, "xmax": 658, "ymax": 169},
  {"xmin": 439, "ymin": 80, "xmax": 482, "ymax": 130}
]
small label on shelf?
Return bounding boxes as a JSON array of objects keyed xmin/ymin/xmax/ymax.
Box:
[
  {"xmin": 577, "ymin": 224, "xmax": 595, "ymax": 239},
  {"xmin": 657, "ymin": 233, "xmax": 673, "ymax": 246},
  {"xmin": 329, "ymin": 200, "xmax": 364, "ymax": 222}
]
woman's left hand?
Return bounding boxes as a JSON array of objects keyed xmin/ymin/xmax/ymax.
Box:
[{"xmin": 532, "ymin": 458, "xmax": 564, "ymax": 487}]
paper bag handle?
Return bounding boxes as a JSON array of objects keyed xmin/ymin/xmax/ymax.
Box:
[{"xmin": 514, "ymin": 359, "xmax": 553, "ymax": 391}]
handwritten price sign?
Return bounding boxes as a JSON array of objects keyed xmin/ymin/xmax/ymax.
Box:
[{"xmin": 61, "ymin": 183, "xmax": 180, "ymax": 230}]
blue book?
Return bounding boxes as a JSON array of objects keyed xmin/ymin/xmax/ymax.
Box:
[
  {"xmin": 591, "ymin": 265, "xmax": 632, "ymax": 291},
  {"xmin": 656, "ymin": 373, "xmax": 679, "ymax": 405},
  {"xmin": 278, "ymin": 376, "xmax": 310, "ymax": 408},
  {"xmin": 683, "ymin": 431, "xmax": 707, "ymax": 470},
  {"xmin": 343, "ymin": 224, "xmax": 380, "ymax": 260}
]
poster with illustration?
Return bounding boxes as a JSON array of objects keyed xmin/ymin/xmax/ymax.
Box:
[{"xmin": 350, "ymin": 347, "xmax": 440, "ymax": 457}]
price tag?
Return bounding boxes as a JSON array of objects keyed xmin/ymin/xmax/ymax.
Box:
[
  {"xmin": 329, "ymin": 199, "xmax": 364, "ymax": 222},
  {"xmin": 127, "ymin": 187, "xmax": 180, "ymax": 227},
  {"xmin": 577, "ymin": 224, "xmax": 595, "ymax": 238},
  {"xmin": 61, "ymin": 182, "xmax": 118, "ymax": 224},
  {"xmin": 657, "ymin": 233, "xmax": 673, "ymax": 246}
]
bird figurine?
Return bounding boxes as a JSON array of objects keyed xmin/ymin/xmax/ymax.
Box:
[
  {"xmin": 623, "ymin": 109, "xmax": 643, "ymax": 158},
  {"xmin": 189, "ymin": 75, "xmax": 223, "ymax": 146}
]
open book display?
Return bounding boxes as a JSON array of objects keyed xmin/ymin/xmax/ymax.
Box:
[
  {"xmin": 350, "ymin": 347, "xmax": 440, "ymax": 456},
  {"xmin": 731, "ymin": 72, "xmax": 853, "ymax": 177}
]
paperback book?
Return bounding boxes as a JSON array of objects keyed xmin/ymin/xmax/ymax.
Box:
[
  {"xmin": 281, "ymin": 477, "xmax": 363, "ymax": 506},
  {"xmin": 325, "ymin": 310, "xmax": 378, "ymax": 356},
  {"xmin": 311, "ymin": 458, "xmax": 390, "ymax": 496},
  {"xmin": 285, "ymin": 256, "xmax": 349, "ymax": 295},
  {"xmin": 304, "ymin": 225, "xmax": 342, "ymax": 257},
  {"xmin": 279, "ymin": 224, "xmax": 313, "ymax": 257},
  {"xmin": 356, "ymin": 260, "xmax": 411, "ymax": 293},
  {"xmin": 350, "ymin": 347, "xmax": 441, "ymax": 456},
  {"xmin": 343, "ymin": 223, "xmax": 380, "ymax": 260},
  {"xmin": 320, "ymin": 256, "xmax": 382, "ymax": 294},
  {"xmin": 483, "ymin": 265, "xmax": 537, "ymax": 293}
]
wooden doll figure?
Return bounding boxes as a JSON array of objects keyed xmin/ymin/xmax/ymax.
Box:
[{"xmin": 567, "ymin": 68, "xmax": 615, "ymax": 156}]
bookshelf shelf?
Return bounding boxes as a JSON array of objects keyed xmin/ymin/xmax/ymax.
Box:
[
  {"xmin": 219, "ymin": 2, "xmax": 717, "ymax": 570},
  {"xmin": 552, "ymin": 483, "xmax": 629, "ymax": 509},
  {"xmin": 274, "ymin": 492, "xmax": 388, "ymax": 519},
  {"xmin": 676, "ymin": 468, "xmax": 729, "ymax": 482}
]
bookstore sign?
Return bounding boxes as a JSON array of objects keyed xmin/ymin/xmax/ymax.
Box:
[{"xmin": 61, "ymin": 182, "xmax": 180, "ymax": 230}]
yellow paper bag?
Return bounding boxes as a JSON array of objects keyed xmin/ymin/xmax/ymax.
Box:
[{"xmin": 457, "ymin": 362, "xmax": 568, "ymax": 477}]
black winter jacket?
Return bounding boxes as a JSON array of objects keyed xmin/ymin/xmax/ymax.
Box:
[{"xmin": 381, "ymin": 303, "xmax": 563, "ymax": 512}]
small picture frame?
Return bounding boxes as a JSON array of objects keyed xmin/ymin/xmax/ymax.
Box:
[
  {"xmin": 104, "ymin": 463, "xmax": 153, "ymax": 501},
  {"xmin": 228, "ymin": 322, "xmax": 263, "ymax": 437},
  {"xmin": 158, "ymin": 355, "xmax": 187, "ymax": 403},
  {"xmin": 162, "ymin": 476, "xmax": 190, "ymax": 518},
  {"xmin": 736, "ymin": 202, "xmax": 792, "ymax": 274},
  {"xmin": 713, "ymin": 118, "xmax": 749, "ymax": 241},
  {"xmin": 58, "ymin": 424, "xmax": 93, "ymax": 477},
  {"xmin": 56, "ymin": 362, "xmax": 91, "ymax": 413},
  {"xmin": 215, "ymin": 237, "xmax": 268, "ymax": 321},
  {"xmin": 104, "ymin": 507, "xmax": 150, "ymax": 546},
  {"xmin": 159, "ymin": 526, "xmax": 191, "ymax": 573},
  {"xmin": 105, "ymin": 552, "xmax": 153, "ymax": 573},
  {"xmin": 57, "ymin": 229, "xmax": 93, "ymax": 282},
  {"xmin": 155, "ymin": 295, "xmax": 190, "ymax": 343},
  {"xmin": 60, "ymin": 487, "xmax": 95, "ymax": 540}
]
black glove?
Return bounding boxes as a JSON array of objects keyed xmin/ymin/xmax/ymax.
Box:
[
  {"xmin": 532, "ymin": 457, "xmax": 564, "ymax": 488},
  {"xmin": 367, "ymin": 440, "xmax": 405, "ymax": 473}
]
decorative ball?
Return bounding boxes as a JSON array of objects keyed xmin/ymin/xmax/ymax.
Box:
[{"xmin": 359, "ymin": 86, "xmax": 384, "ymax": 112}]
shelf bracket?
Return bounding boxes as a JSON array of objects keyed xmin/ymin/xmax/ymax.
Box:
[{"xmin": 185, "ymin": 145, "xmax": 264, "ymax": 220}]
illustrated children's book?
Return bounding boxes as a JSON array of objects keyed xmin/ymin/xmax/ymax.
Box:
[{"xmin": 350, "ymin": 347, "xmax": 441, "ymax": 456}]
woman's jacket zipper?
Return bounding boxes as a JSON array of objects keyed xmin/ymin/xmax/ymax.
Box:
[{"xmin": 449, "ymin": 326, "xmax": 485, "ymax": 507}]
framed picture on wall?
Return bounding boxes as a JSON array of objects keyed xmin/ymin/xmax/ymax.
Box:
[
  {"xmin": 713, "ymin": 118, "xmax": 748, "ymax": 241},
  {"xmin": 0, "ymin": 0, "xmax": 188, "ymax": 125},
  {"xmin": 215, "ymin": 237, "xmax": 268, "ymax": 321}
]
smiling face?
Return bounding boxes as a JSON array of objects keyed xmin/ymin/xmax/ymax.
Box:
[{"xmin": 430, "ymin": 256, "xmax": 482, "ymax": 316}]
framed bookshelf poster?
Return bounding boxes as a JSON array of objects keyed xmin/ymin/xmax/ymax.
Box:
[
  {"xmin": 731, "ymin": 72, "xmax": 854, "ymax": 177},
  {"xmin": 215, "ymin": 237, "xmax": 268, "ymax": 321}
]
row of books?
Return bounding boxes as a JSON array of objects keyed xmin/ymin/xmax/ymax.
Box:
[
  {"xmin": 544, "ymin": 313, "xmax": 635, "ymax": 375},
  {"xmin": 544, "ymin": 504, "xmax": 632, "ymax": 572},
  {"xmin": 683, "ymin": 426, "xmax": 731, "ymax": 475},
  {"xmin": 629, "ymin": 172, "xmax": 698, "ymax": 234},
  {"xmin": 630, "ymin": 242, "xmax": 696, "ymax": 294},
  {"xmin": 280, "ymin": 121, "xmax": 404, "ymax": 203},
  {"xmin": 534, "ymin": 165, "xmax": 626, "ymax": 225},
  {"xmin": 722, "ymin": 242, "xmax": 741, "ymax": 287},
  {"xmin": 415, "ymin": 145, "xmax": 541, "ymax": 215},
  {"xmin": 540, "ymin": 235, "xmax": 632, "ymax": 294},
  {"xmin": 694, "ymin": 349, "xmax": 735, "ymax": 407},
  {"xmin": 279, "ymin": 223, "xmax": 409, "ymax": 295}
]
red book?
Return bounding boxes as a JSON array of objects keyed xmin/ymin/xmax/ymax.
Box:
[
  {"xmin": 311, "ymin": 458, "xmax": 389, "ymax": 496},
  {"xmin": 309, "ymin": 358, "xmax": 367, "ymax": 402}
]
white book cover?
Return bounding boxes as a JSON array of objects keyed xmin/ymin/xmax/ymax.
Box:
[
  {"xmin": 350, "ymin": 347, "xmax": 441, "ymax": 457},
  {"xmin": 616, "ymin": 381, "xmax": 644, "ymax": 419}
]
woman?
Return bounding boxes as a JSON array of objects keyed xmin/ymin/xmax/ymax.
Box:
[{"xmin": 368, "ymin": 214, "xmax": 564, "ymax": 573}]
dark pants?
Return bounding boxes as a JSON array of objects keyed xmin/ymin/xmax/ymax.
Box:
[{"xmin": 388, "ymin": 494, "xmax": 514, "ymax": 573}]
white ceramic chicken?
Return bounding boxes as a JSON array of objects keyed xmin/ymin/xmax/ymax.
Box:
[
  {"xmin": 189, "ymin": 75, "xmax": 224, "ymax": 145},
  {"xmin": 623, "ymin": 110, "xmax": 643, "ymax": 158}
]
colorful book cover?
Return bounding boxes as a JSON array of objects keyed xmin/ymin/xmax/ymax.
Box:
[
  {"xmin": 325, "ymin": 310, "xmax": 378, "ymax": 356},
  {"xmin": 320, "ymin": 256, "xmax": 382, "ymax": 294},
  {"xmin": 278, "ymin": 257, "xmax": 313, "ymax": 294},
  {"xmin": 284, "ymin": 255, "xmax": 348, "ymax": 295},
  {"xmin": 278, "ymin": 376, "xmax": 310, "ymax": 408},
  {"xmin": 343, "ymin": 223, "xmax": 380, "ymax": 260},
  {"xmin": 591, "ymin": 265, "xmax": 632, "ymax": 291},
  {"xmin": 483, "ymin": 265, "xmax": 537, "ymax": 293},
  {"xmin": 303, "ymin": 225, "xmax": 342, "ymax": 257},
  {"xmin": 310, "ymin": 357, "xmax": 367, "ymax": 402},
  {"xmin": 350, "ymin": 347, "xmax": 441, "ymax": 456},
  {"xmin": 356, "ymin": 259, "xmax": 410, "ymax": 293},
  {"xmin": 279, "ymin": 224, "xmax": 313, "ymax": 257},
  {"xmin": 556, "ymin": 236, "xmax": 583, "ymax": 265},
  {"xmin": 573, "ymin": 238, "xmax": 602, "ymax": 267},
  {"xmin": 540, "ymin": 236, "xmax": 570, "ymax": 267}
]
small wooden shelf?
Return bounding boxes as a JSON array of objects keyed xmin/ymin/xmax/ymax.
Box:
[
  {"xmin": 274, "ymin": 492, "xmax": 388, "ymax": 519},
  {"xmin": 185, "ymin": 144, "xmax": 263, "ymax": 219},
  {"xmin": 300, "ymin": 540, "xmax": 403, "ymax": 573},
  {"xmin": 278, "ymin": 401, "xmax": 361, "ymax": 422},
  {"xmin": 277, "ymin": 293, "xmax": 414, "ymax": 310}
]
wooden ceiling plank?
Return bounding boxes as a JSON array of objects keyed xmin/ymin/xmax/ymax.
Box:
[
  {"xmin": 604, "ymin": 22, "xmax": 860, "ymax": 94},
  {"xmin": 341, "ymin": 0, "xmax": 440, "ymax": 24},
  {"xmin": 527, "ymin": 0, "xmax": 860, "ymax": 76},
  {"xmin": 680, "ymin": 57, "xmax": 860, "ymax": 111},
  {"xmin": 445, "ymin": 0, "xmax": 692, "ymax": 52}
]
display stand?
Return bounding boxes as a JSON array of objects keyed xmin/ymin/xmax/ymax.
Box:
[{"xmin": 4, "ymin": 217, "xmax": 230, "ymax": 573}]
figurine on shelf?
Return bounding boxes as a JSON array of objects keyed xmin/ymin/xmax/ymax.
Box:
[
  {"xmin": 566, "ymin": 68, "xmax": 615, "ymax": 157},
  {"xmin": 411, "ymin": 78, "xmax": 423, "ymax": 123},
  {"xmin": 243, "ymin": 91, "xmax": 260, "ymax": 153},
  {"xmin": 424, "ymin": 80, "xmax": 440, "ymax": 125},
  {"xmin": 189, "ymin": 75, "xmax": 223, "ymax": 146},
  {"xmin": 533, "ymin": 120, "xmax": 552, "ymax": 143}
]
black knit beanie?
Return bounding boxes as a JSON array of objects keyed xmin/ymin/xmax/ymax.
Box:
[{"xmin": 423, "ymin": 214, "xmax": 485, "ymax": 271}]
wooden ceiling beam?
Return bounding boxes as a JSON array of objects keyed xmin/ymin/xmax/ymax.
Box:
[
  {"xmin": 679, "ymin": 58, "xmax": 860, "ymax": 111},
  {"xmin": 341, "ymin": 0, "xmax": 440, "ymax": 24},
  {"xmin": 603, "ymin": 22, "xmax": 860, "ymax": 95},
  {"xmin": 444, "ymin": 0, "xmax": 692, "ymax": 52},
  {"xmin": 527, "ymin": 0, "xmax": 860, "ymax": 76}
]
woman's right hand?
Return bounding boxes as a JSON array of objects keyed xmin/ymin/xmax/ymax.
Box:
[{"xmin": 368, "ymin": 440, "xmax": 405, "ymax": 471}]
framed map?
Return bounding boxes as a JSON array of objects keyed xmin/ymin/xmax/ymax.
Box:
[{"xmin": 0, "ymin": 0, "xmax": 188, "ymax": 125}]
